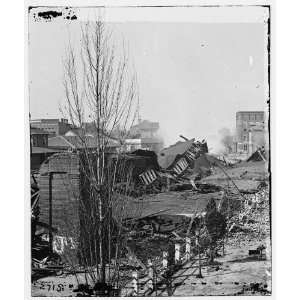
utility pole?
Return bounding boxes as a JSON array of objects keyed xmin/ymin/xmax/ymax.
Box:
[
  {"xmin": 47, "ymin": 171, "xmax": 67, "ymax": 253},
  {"xmin": 196, "ymin": 237, "xmax": 203, "ymax": 279}
]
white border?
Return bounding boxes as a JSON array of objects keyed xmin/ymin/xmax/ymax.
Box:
[
  {"xmin": 28, "ymin": 5, "xmax": 269, "ymax": 23},
  {"xmin": 27, "ymin": 0, "xmax": 271, "ymax": 6},
  {"xmin": 23, "ymin": 1, "xmax": 274, "ymax": 300}
]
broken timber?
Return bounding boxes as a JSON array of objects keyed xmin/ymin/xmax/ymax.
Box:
[{"xmin": 138, "ymin": 139, "xmax": 209, "ymax": 186}]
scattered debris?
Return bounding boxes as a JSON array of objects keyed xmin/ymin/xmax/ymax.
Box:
[
  {"xmin": 32, "ymin": 135, "xmax": 270, "ymax": 296},
  {"xmin": 247, "ymin": 147, "xmax": 267, "ymax": 162}
]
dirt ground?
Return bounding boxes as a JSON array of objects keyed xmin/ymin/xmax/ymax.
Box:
[
  {"xmin": 32, "ymin": 240, "xmax": 271, "ymax": 297},
  {"xmin": 202, "ymin": 160, "xmax": 268, "ymax": 192},
  {"xmin": 31, "ymin": 160, "xmax": 271, "ymax": 297},
  {"xmin": 148, "ymin": 238, "xmax": 271, "ymax": 296}
]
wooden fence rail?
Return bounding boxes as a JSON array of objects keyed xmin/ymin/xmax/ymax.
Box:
[{"xmin": 125, "ymin": 235, "xmax": 207, "ymax": 296}]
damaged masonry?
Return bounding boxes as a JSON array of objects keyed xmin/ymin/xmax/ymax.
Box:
[
  {"xmin": 29, "ymin": 5, "xmax": 271, "ymax": 298},
  {"xmin": 31, "ymin": 134, "xmax": 271, "ymax": 296}
]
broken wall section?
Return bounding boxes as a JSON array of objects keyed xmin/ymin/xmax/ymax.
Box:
[{"xmin": 38, "ymin": 153, "xmax": 81, "ymax": 254}]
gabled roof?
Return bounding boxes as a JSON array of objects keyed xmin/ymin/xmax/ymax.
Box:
[
  {"xmin": 48, "ymin": 136, "xmax": 74, "ymax": 149},
  {"xmin": 65, "ymin": 128, "xmax": 84, "ymax": 136}
]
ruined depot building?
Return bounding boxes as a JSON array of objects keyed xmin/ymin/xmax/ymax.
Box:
[
  {"xmin": 31, "ymin": 113, "xmax": 268, "ymax": 266},
  {"xmin": 36, "ymin": 139, "xmax": 208, "ymax": 233},
  {"xmin": 36, "ymin": 150, "xmax": 162, "ymax": 261},
  {"xmin": 35, "ymin": 138, "xmax": 212, "ymax": 261}
]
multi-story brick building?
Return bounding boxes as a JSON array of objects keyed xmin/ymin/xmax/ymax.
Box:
[
  {"xmin": 129, "ymin": 119, "xmax": 164, "ymax": 153},
  {"xmin": 30, "ymin": 126, "xmax": 62, "ymax": 171},
  {"xmin": 234, "ymin": 111, "xmax": 266, "ymax": 155},
  {"xmin": 236, "ymin": 111, "xmax": 265, "ymax": 142},
  {"xmin": 30, "ymin": 118, "xmax": 72, "ymax": 137},
  {"xmin": 30, "ymin": 127, "xmax": 49, "ymax": 148}
]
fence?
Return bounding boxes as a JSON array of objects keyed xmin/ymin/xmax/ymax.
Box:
[{"xmin": 123, "ymin": 234, "xmax": 207, "ymax": 296}]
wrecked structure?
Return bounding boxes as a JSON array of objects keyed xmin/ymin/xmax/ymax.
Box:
[
  {"xmin": 31, "ymin": 135, "xmax": 270, "ymax": 296},
  {"xmin": 139, "ymin": 139, "xmax": 209, "ymax": 186},
  {"xmin": 33, "ymin": 138, "xmax": 211, "ymax": 265}
]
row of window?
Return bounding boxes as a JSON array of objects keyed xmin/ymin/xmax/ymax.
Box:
[
  {"xmin": 236, "ymin": 143, "xmax": 248, "ymax": 151},
  {"xmin": 237, "ymin": 114, "xmax": 264, "ymax": 121},
  {"xmin": 39, "ymin": 126, "xmax": 56, "ymax": 131},
  {"xmin": 31, "ymin": 135, "xmax": 48, "ymax": 147}
]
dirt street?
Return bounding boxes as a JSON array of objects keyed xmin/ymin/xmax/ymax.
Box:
[{"xmin": 149, "ymin": 238, "xmax": 271, "ymax": 296}]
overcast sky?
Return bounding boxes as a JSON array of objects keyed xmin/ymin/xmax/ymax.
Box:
[{"xmin": 29, "ymin": 6, "xmax": 269, "ymax": 150}]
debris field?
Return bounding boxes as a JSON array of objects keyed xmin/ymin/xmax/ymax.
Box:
[{"xmin": 31, "ymin": 139, "xmax": 271, "ymax": 297}]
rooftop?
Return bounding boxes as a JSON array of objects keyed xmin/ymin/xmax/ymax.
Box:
[
  {"xmin": 114, "ymin": 190, "xmax": 223, "ymax": 220},
  {"xmin": 131, "ymin": 120, "xmax": 160, "ymax": 131},
  {"xmin": 31, "ymin": 146, "xmax": 63, "ymax": 154},
  {"xmin": 30, "ymin": 118, "xmax": 69, "ymax": 124},
  {"xmin": 30, "ymin": 127, "xmax": 49, "ymax": 135},
  {"xmin": 236, "ymin": 111, "xmax": 265, "ymax": 115},
  {"xmin": 158, "ymin": 139, "xmax": 195, "ymax": 169},
  {"xmin": 48, "ymin": 135, "xmax": 120, "ymax": 149}
]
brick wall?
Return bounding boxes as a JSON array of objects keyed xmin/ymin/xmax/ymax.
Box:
[{"xmin": 38, "ymin": 153, "xmax": 80, "ymax": 238}]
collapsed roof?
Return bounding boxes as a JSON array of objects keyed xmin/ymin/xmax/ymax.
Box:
[
  {"xmin": 158, "ymin": 139, "xmax": 195, "ymax": 169},
  {"xmin": 247, "ymin": 147, "xmax": 267, "ymax": 162}
]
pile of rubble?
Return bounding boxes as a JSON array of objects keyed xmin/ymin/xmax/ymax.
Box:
[
  {"xmin": 32, "ymin": 133, "xmax": 271, "ymax": 296},
  {"xmin": 234, "ymin": 282, "xmax": 271, "ymax": 296},
  {"xmin": 227, "ymin": 185, "xmax": 270, "ymax": 247}
]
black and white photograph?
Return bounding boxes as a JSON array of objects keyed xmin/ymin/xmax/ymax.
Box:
[{"xmin": 27, "ymin": 1, "xmax": 271, "ymax": 297}]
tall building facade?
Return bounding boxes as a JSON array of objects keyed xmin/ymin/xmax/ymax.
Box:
[
  {"xmin": 129, "ymin": 119, "xmax": 164, "ymax": 153},
  {"xmin": 30, "ymin": 118, "xmax": 72, "ymax": 136},
  {"xmin": 234, "ymin": 111, "xmax": 266, "ymax": 155},
  {"xmin": 30, "ymin": 127, "xmax": 49, "ymax": 148}
]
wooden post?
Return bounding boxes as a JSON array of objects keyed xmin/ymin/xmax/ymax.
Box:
[
  {"xmin": 154, "ymin": 267, "xmax": 158, "ymax": 296},
  {"xmin": 175, "ymin": 244, "xmax": 180, "ymax": 264},
  {"xmin": 166, "ymin": 177, "xmax": 170, "ymax": 192},
  {"xmin": 197, "ymin": 244, "xmax": 203, "ymax": 279},
  {"xmin": 48, "ymin": 173, "xmax": 53, "ymax": 253},
  {"xmin": 147, "ymin": 259, "xmax": 153, "ymax": 290},
  {"xmin": 222, "ymin": 239, "xmax": 225, "ymax": 256},
  {"xmin": 195, "ymin": 230, "xmax": 199, "ymax": 246},
  {"xmin": 48, "ymin": 171, "xmax": 67, "ymax": 253},
  {"xmin": 132, "ymin": 271, "xmax": 138, "ymax": 296},
  {"xmin": 185, "ymin": 237, "xmax": 191, "ymax": 261},
  {"xmin": 162, "ymin": 251, "xmax": 168, "ymax": 269}
]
